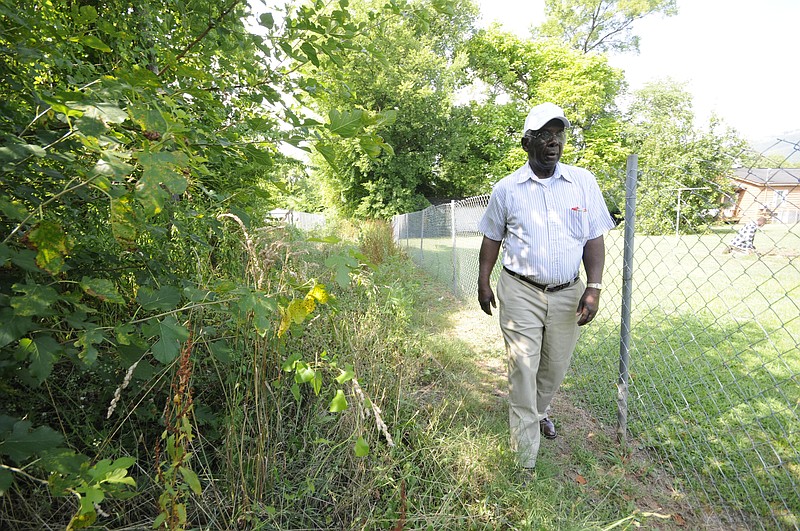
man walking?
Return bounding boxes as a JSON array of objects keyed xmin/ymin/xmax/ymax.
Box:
[{"xmin": 477, "ymin": 102, "xmax": 615, "ymax": 472}]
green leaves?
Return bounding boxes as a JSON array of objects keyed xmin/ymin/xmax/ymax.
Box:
[
  {"xmin": 539, "ymin": 0, "xmax": 677, "ymax": 54},
  {"xmin": 359, "ymin": 135, "xmax": 389, "ymax": 158},
  {"xmin": 625, "ymin": 79, "xmax": 745, "ymax": 234},
  {"xmin": 17, "ymin": 335, "xmax": 61, "ymax": 385},
  {"xmin": 295, "ymin": 364, "xmax": 321, "ymax": 392},
  {"xmin": 282, "ymin": 351, "xmax": 352, "ymax": 412},
  {"xmin": 0, "ymin": 467, "xmax": 11, "ymax": 495},
  {"xmin": 129, "ymin": 106, "xmax": 168, "ymax": 135},
  {"xmin": 6, "ymin": 275, "xmax": 123, "ymax": 382},
  {"xmin": 135, "ymin": 151, "xmax": 189, "ymax": 216},
  {"xmin": 325, "ymin": 109, "xmax": 397, "ymax": 156},
  {"xmin": 0, "ymin": 414, "xmax": 137, "ymax": 528},
  {"xmin": 110, "ymin": 196, "xmax": 138, "ymax": 246},
  {"xmin": 179, "ymin": 466, "xmax": 202, "ymax": 495},
  {"xmin": 325, "ymin": 251, "xmax": 360, "ymax": 289},
  {"xmin": 0, "ymin": 0, "xmax": 423, "ymax": 522},
  {"xmin": 70, "ymin": 456, "xmax": 137, "ymax": 528},
  {"xmin": 259, "ymin": 12, "xmax": 275, "ymax": 29},
  {"xmin": 319, "ymin": 108, "xmax": 395, "ymax": 177},
  {"xmin": 0, "ymin": 308, "xmax": 34, "ymax": 349},
  {"xmin": 209, "ymin": 340, "xmax": 233, "ymax": 364},
  {"xmin": 10, "ymin": 282, "xmax": 58, "ymax": 317},
  {"xmin": 0, "ymin": 417, "xmax": 64, "ymax": 462},
  {"xmin": 72, "ymin": 4, "xmax": 98, "ymax": 24},
  {"xmin": 72, "ymin": 103, "xmax": 127, "ymax": 139},
  {"xmin": 0, "ymin": 199, "xmax": 29, "ymax": 221},
  {"xmin": 0, "ymin": 143, "xmax": 46, "ymax": 171},
  {"xmin": 80, "ymin": 277, "xmax": 125, "ymax": 304},
  {"xmin": 354, "ymin": 435, "xmax": 369, "ymax": 457},
  {"xmin": 328, "ymin": 109, "xmax": 365, "ymax": 137},
  {"xmin": 136, "ymin": 285, "xmax": 182, "ymax": 311},
  {"xmin": 237, "ymin": 289, "xmax": 277, "ymax": 336},
  {"xmin": 76, "ymin": 115, "xmax": 107, "ymax": 137},
  {"xmin": 431, "ymin": 0, "xmax": 456, "ymax": 16},
  {"xmin": 88, "ymin": 103, "xmax": 128, "ymax": 125},
  {"xmin": 315, "ymin": 142, "xmax": 338, "ymax": 170},
  {"xmin": 329, "ymin": 389, "xmax": 348, "ymax": 412},
  {"xmin": 27, "ymin": 221, "xmax": 71, "ymax": 275},
  {"xmin": 74, "ymin": 35, "xmax": 111, "ymax": 53},
  {"xmin": 144, "ymin": 315, "xmax": 190, "ymax": 364},
  {"xmin": 335, "ymin": 365, "xmax": 356, "ymax": 384},
  {"xmin": 88, "ymin": 457, "xmax": 137, "ymax": 487},
  {"xmin": 295, "ymin": 363, "xmax": 316, "ymax": 385},
  {"xmin": 74, "ymin": 327, "xmax": 104, "ymax": 365},
  {"xmin": 92, "ymin": 152, "xmax": 134, "ymax": 179}
]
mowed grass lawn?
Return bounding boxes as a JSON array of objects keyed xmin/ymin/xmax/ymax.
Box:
[{"xmin": 400, "ymin": 223, "xmax": 800, "ymax": 528}]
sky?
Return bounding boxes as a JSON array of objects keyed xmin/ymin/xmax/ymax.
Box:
[{"xmin": 475, "ymin": 0, "xmax": 799, "ymax": 144}]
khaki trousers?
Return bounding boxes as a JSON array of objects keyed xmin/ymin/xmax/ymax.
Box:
[{"xmin": 497, "ymin": 269, "xmax": 583, "ymax": 468}]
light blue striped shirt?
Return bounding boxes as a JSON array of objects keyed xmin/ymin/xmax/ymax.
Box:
[{"xmin": 479, "ymin": 162, "xmax": 615, "ymax": 285}]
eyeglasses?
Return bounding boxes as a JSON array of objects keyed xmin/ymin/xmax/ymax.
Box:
[{"xmin": 527, "ymin": 130, "xmax": 567, "ymax": 144}]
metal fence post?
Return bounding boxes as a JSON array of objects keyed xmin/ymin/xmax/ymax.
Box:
[
  {"xmin": 420, "ymin": 209, "xmax": 425, "ymax": 264},
  {"xmin": 451, "ymin": 200, "xmax": 457, "ymax": 296},
  {"xmin": 617, "ymin": 154, "xmax": 638, "ymax": 444}
]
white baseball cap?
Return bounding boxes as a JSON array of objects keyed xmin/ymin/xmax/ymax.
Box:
[{"xmin": 523, "ymin": 102, "xmax": 570, "ymax": 132}]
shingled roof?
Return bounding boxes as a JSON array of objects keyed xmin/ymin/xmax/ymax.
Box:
[{"xmin": 733, "ymin": 168, "xmax": 800, "ymax": 186}]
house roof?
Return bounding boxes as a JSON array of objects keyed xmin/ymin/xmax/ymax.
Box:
[{"xmin": 733, "ymin": 168, "xmax": 800, "ymax": 186}]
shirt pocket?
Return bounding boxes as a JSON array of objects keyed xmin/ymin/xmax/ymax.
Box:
[{"xmin": 567, "ymin": 208, "xmax": 588, "ymax": 240}]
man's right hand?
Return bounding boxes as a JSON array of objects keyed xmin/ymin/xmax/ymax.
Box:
[
  {"xmin": 478, "ymin": 285, "xmax": 497, "ymax": 316},
  {"xmin": 477, "ymin": 236, "xmax": 502, "ymax": 316}
]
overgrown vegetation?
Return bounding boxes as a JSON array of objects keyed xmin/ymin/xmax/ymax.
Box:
[
  {"xmin": 2, "ymin": 210, "xmax": 698, "ymax": 529},
  {"xmin": 0, "ymin": 0, "xmax": 456, "ymax": 526}
]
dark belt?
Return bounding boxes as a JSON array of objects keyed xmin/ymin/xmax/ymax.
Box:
[{"xmin": 503, "ymin": 267, "xmax": 579, "ymax": 293}]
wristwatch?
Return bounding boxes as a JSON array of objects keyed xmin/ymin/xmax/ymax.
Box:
[{"xmin": 586, "ymin": 282, "xmax": 602, "ymax": 290}]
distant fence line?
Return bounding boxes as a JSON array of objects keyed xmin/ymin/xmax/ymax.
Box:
[
  {"xmin": 392, "ymin": 194, "xmax": 489, "ymax": 297},
  {"xmin": 268, "ymin": 208, "xmax": 326, "ymax": 231},
  {"xmin": 391, "ymin": 156, "xmax": 800, "ymax": 530}
]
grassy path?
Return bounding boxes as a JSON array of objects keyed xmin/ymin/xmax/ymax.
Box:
[{"xmin": 413, "ymin": 278, "xmax": 738, "ymax": 530}]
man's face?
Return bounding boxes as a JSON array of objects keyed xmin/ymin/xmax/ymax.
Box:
[{"xmin": 522, "ymin": 119, "xmax": 566, "ymax": 173}]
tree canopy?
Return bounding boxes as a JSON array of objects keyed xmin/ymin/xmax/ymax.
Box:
[
  {"xmin": 450, "ymin": 28, "xmax": 627, "ymax": 196},
  {"xmin": 537, "ymin": 0, "xmax": 677, "ymax": 54},
  {"xmin": 298, "ymin": 0, "xmax": 478, "ymax": 218}
]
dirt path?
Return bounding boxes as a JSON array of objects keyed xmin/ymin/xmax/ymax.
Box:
[{"xmin": 438, "ymin": 297, "xmax": 741, "ymax": 530}]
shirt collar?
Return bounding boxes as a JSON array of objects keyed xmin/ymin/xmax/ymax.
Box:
[{"xmin": 516, "ymin": 162, "xmax": 572, "ymax": 184}]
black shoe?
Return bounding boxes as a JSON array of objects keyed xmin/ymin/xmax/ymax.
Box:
[{"xmin": 539, "ymin": 417, "xmax": 557, "ymax": 439}]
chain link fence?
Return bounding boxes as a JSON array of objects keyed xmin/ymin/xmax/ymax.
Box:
[
  {"xmin": 392, "ymin": 195, "xmax": 491, "ymax": 297},
  {"xmin": 392, "ymin": 147, "xmax": 799, "ymax": 529}
]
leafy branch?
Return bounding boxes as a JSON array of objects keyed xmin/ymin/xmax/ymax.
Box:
[
  {"xmin": 3, "ymin": 174, "xmax": 105, "ymax": 244},
  {"xmin": 157, "ymin": 0, "xmax": 244, "ymax": 77}
]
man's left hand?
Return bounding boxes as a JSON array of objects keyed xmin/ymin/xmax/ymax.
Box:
[{"xmin": 576, "ymin": 288, "xmax": 600, "ymax": 326}]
